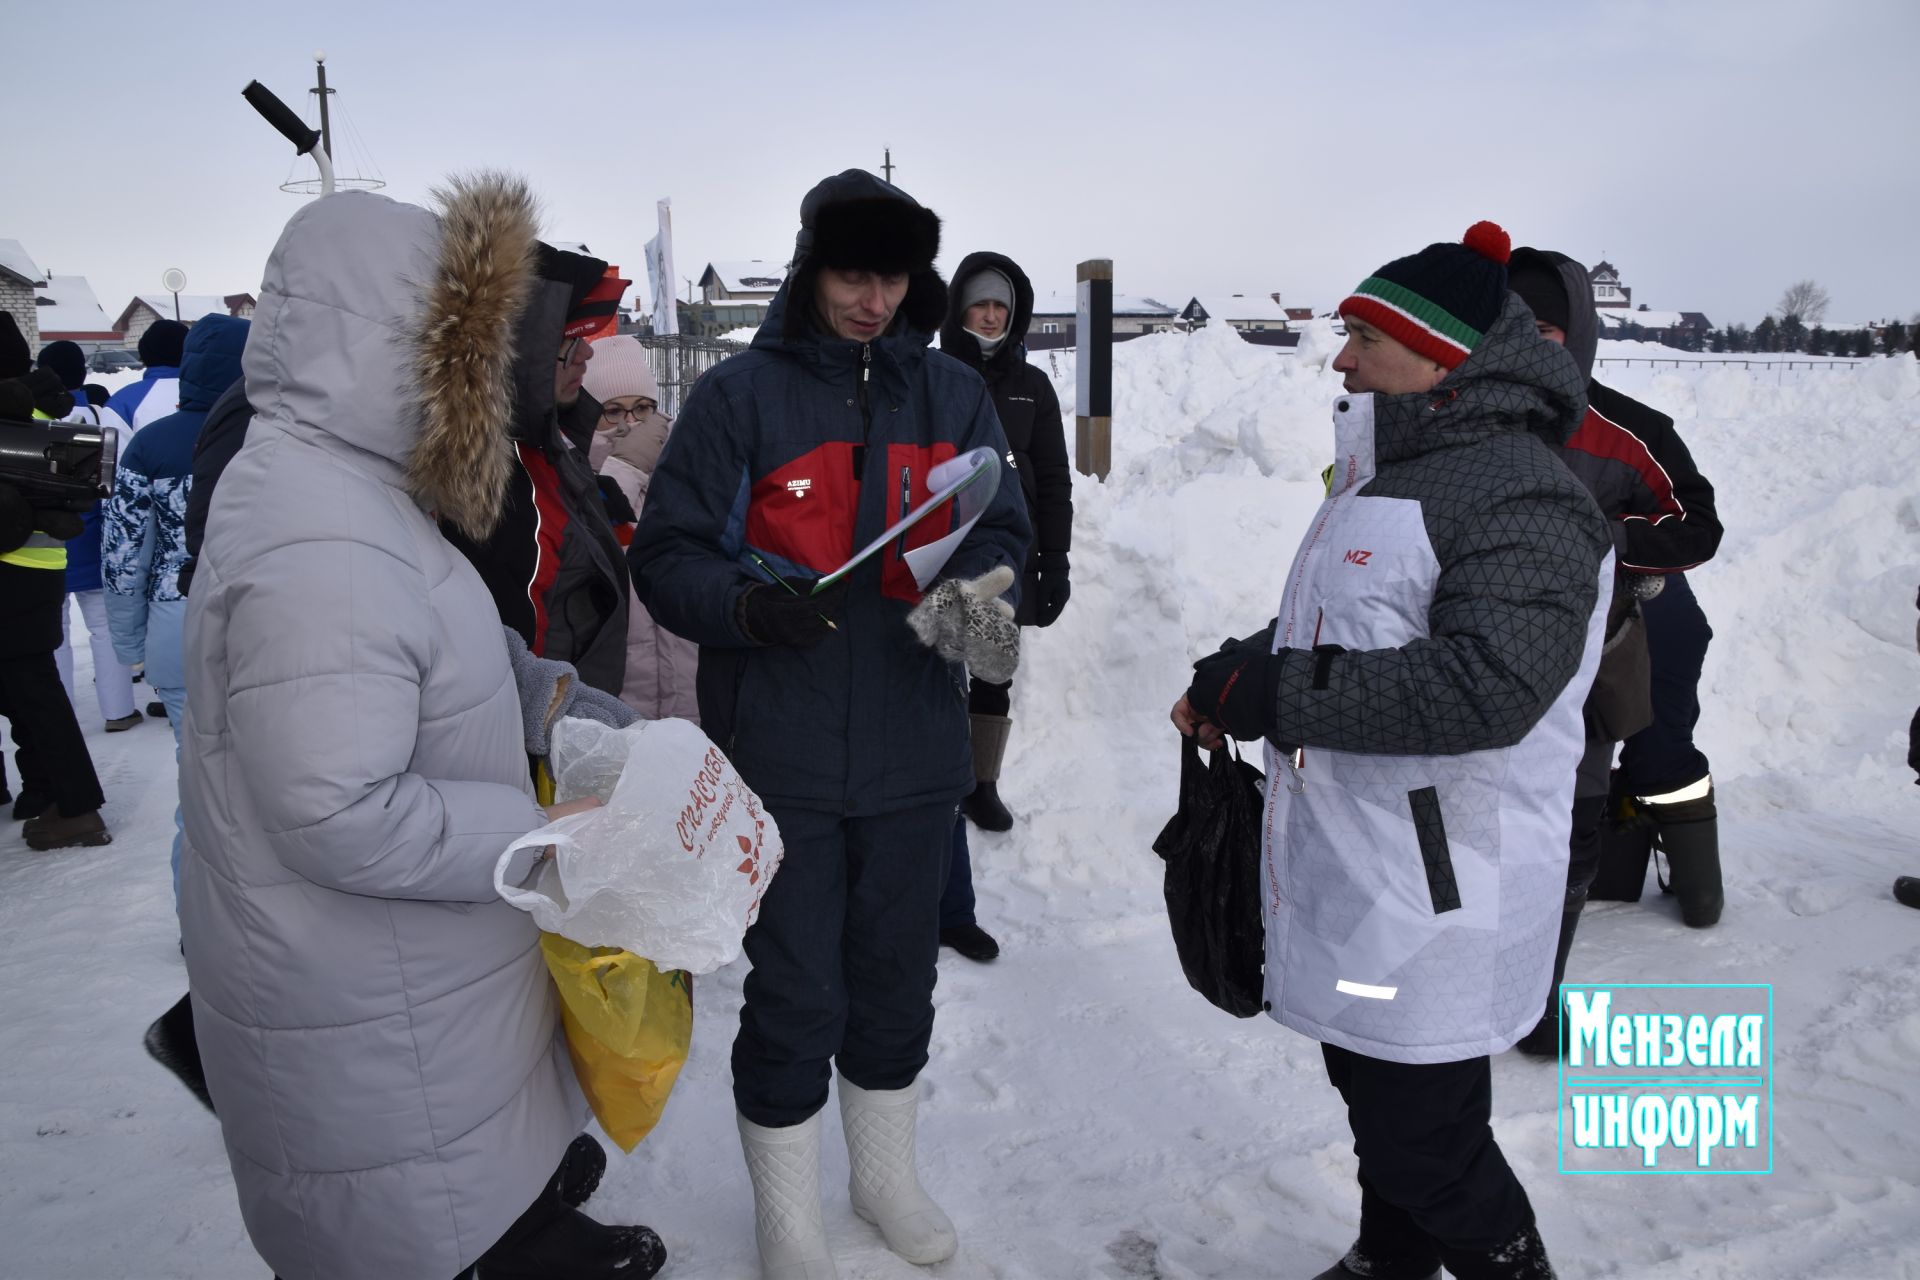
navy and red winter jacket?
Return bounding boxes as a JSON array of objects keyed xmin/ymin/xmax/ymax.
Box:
[{"xmin": 631, "ymin": 285, "xmax": 1031, "ymax": 816}]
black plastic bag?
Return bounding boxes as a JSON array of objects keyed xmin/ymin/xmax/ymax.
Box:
[{"xmin": 1153, "ymin": 738, "xmax": 1266, "ymax": 1017}]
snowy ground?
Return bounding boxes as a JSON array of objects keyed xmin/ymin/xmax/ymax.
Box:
[{"xmin": 3, "ymin": 329, "xmax": 1918, "ymax": 1279}]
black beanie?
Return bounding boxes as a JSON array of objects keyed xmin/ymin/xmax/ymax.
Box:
[
  {"xmin": 20, "ymin": 368, "xmax": 74, "ymax": 419},
  {"xmin": 0, "ymin": 311, "xmax": 30, "ymax": 379},
  {"xmin": 37, "ymin": 340, "xmax": 87, "ymax": 391},
  {"xmin": 1507, "ymin": 250, "xmax": 1571, "ymax": 331},
  {"xmin": 139, "ymin": 319, "xmax": 189, "ymax": 369},
  {"xmin": 1340, "ymin": 222, "xmax": 1513, "ymax": 369}
]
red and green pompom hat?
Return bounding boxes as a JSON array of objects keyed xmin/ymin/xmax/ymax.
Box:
[{"xmin": 1339, "ymin": 221, "xmax": 1512, "ymax": 369}]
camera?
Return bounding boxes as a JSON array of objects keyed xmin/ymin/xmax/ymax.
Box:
[{"xmin": 0, "ymin": 415, "xmax": 120, "ymax": 513}]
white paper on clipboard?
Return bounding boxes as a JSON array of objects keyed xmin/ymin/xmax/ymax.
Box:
[{"xmin": 812, "ymin": 447, "xmax": 1001, "ymax": 592}]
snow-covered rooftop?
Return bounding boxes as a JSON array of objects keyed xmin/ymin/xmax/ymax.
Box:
[
  {"xmin": 1183, "ymin": 294, "xmax": 1292, "ymax": 323},
  {"xmin": 119, "ymin": 295, "xmax": 239, "ymax": 328},
  {"xmin": 0, "ymin": 238, "xmax": 44, "ymax": 286},
  {"xmin": 701, "ymin": 260, "xmax": 788, "ymax": 294},
  {"xmin": 1030, "ymin": 291, "xmax": 1178, "ymax": 317},
  {"xmin": 34, "ymin": 276, "xmax": 117, "ymax": 339},
  {"xmin": 1597, "ymin": 308, "xmax": 1690, "ymax": 330}
]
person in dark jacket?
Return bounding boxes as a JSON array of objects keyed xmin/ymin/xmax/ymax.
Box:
[
  {"xmin": 176, "ymin": 378, "xmax": 251, "ymax": 596},
  {"xmin": 0, "ymin": 370, "xmax": 113, "ymax": 849},
  {"xmin": 102, "ymin": 314, "xmax": 250, "ymax": 903},
  {"xmin": 631, "ymin": 168, "xmax": 1030, "ymax": 1278},
  {"xmin": 1175, "ymin": 224, "xmax": 1607, "ymax": 1280},
  {"xmin": 440, "ymin": 246, "xmax": 632, "ymax": 698},
  {"xmin": 933, "ymin": 252, "xmax": 1072, "ymax": 961},
  {"xmin": 1504, "ymin": 247, "xmax": 1725, "ymax": 1055}
]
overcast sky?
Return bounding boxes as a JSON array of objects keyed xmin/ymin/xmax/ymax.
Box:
[{"xmin": 4, "ymin": 0, "xmax": 1915, "ymax": 332}]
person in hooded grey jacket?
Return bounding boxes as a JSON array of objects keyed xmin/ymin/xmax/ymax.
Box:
[{"xmin": 179, "ymin": 177, "xmax": 659, "ymax": 1280}]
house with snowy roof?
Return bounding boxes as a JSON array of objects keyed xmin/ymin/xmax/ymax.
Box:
[
  {"xmin": 1590, "ymin": 261, "xmax": 1632, "ymax": 309},
  {"xmin": 35, "ymin": 276, "xmax": 120, "ymax": 348},
  {"xmin": 1, "ymin": 238, "xmax": 47, "ymax": 349},
  {"xmin": 1179, "ymin": 294, "xmax": 1294, "ymax": 332},
  {"xmin": 1597, "ymin": 305, "xmax": 1712, "ymax": 345},
  {"xmin": 1027, "ymin": 292, "xmax": 1180, "ymax": 348},
  {"xmin": 687, "ymin": 259, "xmax": 787, "ymax": 336},
  {"xmin": 114, "ymin": 294, "xmax": 257, "ymax": 349}
]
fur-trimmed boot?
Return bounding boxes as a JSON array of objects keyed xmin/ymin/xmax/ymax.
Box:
[
  {"xmin": 1647, "ymin": 779, "xmax": 1723, "ymax": 928},
  {"xmin": 738, "ymin": 1110, "xmax": 839, "ymax": 1279},
  {"xmin": 840, "ymin": 1077, "xmax": 956, "ymax": 1265},
  {"xmin": 961, "ymin": 713, "xmax": 1014, "ymax": 832}
]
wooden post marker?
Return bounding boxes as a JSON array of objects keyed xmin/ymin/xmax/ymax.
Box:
[{"xmin": 1075, "ymin": 258, "xmax": 1113, "ymax": 481}]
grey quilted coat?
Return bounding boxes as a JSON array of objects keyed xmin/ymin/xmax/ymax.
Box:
[{"xmin": 178, "ymin": 180, "xmax": 586, "ymax": 1280}]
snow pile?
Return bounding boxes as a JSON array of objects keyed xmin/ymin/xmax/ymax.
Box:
[{"xmin": 1022, "ymin": 330, "xmax": 1920, "ymax": 833}]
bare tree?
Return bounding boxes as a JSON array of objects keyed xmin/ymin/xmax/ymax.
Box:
[{"xmin": 1776, "ymin": 279, "xmax": 1831, "ymax": 325}]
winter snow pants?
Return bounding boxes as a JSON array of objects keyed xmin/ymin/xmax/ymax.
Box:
[
  {"xmin": 732, "ymin": 800, "xmax": 954, "ymax": 1128},
  {"xmin": 55, "ymin": 589, "xmax": 136, "ymax": 724},
  {"xmin": 1322, "ymin": 1044, "xmax": 1535, "ymax": 1261},
  {"xmin": 1618, "ymin": 572, "xmax": 1713, "ymax": 797},
  {"xmin": 0, "ymin": 650, "xmax": 107, "ymax": 819},
  {"xmin": 941, "ymin": 814, "xmax": 976, "ymax": 929}
]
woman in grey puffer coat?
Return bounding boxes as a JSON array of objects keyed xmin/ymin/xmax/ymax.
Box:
[{"xmin": 179, "ymin": 177, "xmax": 658, "ymax": 1280}]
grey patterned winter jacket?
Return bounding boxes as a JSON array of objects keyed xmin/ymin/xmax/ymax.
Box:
[{"xmin": 1260, "ymin": 294, "xmax": 1613, "ymax": 1063}]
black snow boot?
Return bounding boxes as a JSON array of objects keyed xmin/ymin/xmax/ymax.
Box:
[
  {"xmin": 939, "ymin": 921, "xmax": 1001, "ymax": 962},
  {"xmin": 1437, "ymin": 1221, "xmax": 1555, "ymax": 1279},
  {"xmin": 1313, "ymin": 1243, "xmax": 1436, "ymax": 1274},
  {"xmin": 557, "ymin": 1132, "xmax": 608, "ymax": 1208},
  {"xmin": 1894, "ymin": 877, "xmax": 1920, "ymax": 910},
  {"xmin": 144, "ymin": 991, "xmax": 213, "ymax": 1112},
  {"xmin": 962, "ymin": 713, "xmax": 1015, "ymax": 831},
  {"xmin": 1515, "ymin": 896, "xmax": 1585, "ymax": 1058},
  {"xmin": 476, "ymin": 1200, "xmax": 665, "ymax": 1280},
  {"xmin": 1648, "ymin": 785, "xmax": 1722, "ymax": 928},
  {"xmin": 1587, "ymin": 786, "xmax": 1652, "ymax": 902},
  {"xmin": 962, "ymin": 781, "xmax": 1013, "ymax": 832}
]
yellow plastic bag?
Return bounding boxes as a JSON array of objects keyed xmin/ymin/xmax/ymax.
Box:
[{"xmin": 540, "ymin": 932, "xmax": 692, "ymax": 1152}]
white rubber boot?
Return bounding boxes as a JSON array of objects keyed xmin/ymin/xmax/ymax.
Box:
[
  {"xmin": 839, "ymin": 1077, "xmax": 957, "ymax": 1265},
  {"xmin": 737, "ymin": 1110, "xmax": 840, "ymax": 1280}
]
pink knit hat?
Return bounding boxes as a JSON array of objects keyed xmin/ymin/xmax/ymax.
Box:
[{"xmin": 582, "ymin": 335, "xmax": 662, "ymax": 405}]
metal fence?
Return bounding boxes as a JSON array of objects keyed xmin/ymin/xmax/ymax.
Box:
[
  {"xmin": 636, "ymin": 334, "xmax": 751, "ymax": 417},
  {"xmin": 1594, "ymin": 356, "xmax": 1865, "ymax": 371}
]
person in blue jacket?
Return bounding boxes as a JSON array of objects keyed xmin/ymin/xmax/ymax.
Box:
[
  {"xmin": 102, "ymin": 314, "xmax": 249, "ymax": 903},
  {"xmin": 631, "ymin": 168, "xmax": 1030, "ymax": 1279}
]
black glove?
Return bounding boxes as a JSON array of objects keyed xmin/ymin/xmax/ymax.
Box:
[
  {"xmin": 1032, "ymin": 551, "xmax": 1072, "ymax": 627},
  {"xmin": 736, "ymin": 576, "xmax": 851, "ymax": 648},
  {"xmin": 1185, "ymin": 646, "xmax": 1277, "ymax": 742},
  {"xmin": 595, "ymin": 474, "xmax": 636, "ymax": 525}
]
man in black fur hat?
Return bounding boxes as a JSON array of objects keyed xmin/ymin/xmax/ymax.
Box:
[{"xmin": 633, "ymin": 169, "xmax": 1031, "ymax": 1279}]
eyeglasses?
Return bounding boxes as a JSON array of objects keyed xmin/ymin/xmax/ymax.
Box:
[
  {"xmin": 557, "ymin": 337, "xmax": 587, "ymax": 366},
  {"xmin": 600, "ymin": 401, "xmax": 657, "ymax": 424}
]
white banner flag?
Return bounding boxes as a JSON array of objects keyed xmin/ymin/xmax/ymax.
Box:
[{"xmin": 645, "ymin": 198, "xmax": 678, "ymax": 337}]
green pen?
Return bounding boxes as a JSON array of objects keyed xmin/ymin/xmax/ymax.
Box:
[{"xmin": 749, "ymin": 553, "xmax": 839, "ymax": 631}]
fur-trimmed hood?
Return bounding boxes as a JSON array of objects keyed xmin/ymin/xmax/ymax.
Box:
[{"xmin": 243, "ymin": 176, "xmax": 538, "ymax": 541}]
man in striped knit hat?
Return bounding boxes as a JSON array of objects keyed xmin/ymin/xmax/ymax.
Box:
[{"xmin": 1175, "ymin": 225, "xmax": 1611, "ymax": 1279}]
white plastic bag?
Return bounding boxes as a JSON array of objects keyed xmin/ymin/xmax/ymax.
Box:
[{"xmin": 494, "ymin": 717, "xmax": 783, "ymax": 974}]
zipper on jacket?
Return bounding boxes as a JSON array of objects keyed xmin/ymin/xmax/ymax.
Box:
[
  {"xmin": 1285, "ymin": 607, "xmax": 1325, "ymax": 795},
  {"xmin": 857, "ymin": 343, "xmax": 874, "ymax": 436}
]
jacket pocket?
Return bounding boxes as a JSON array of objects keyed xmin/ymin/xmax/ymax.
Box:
[{"xmin": 1407, "ymin": 786, "xmax": 1461, "ymax": 914}]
